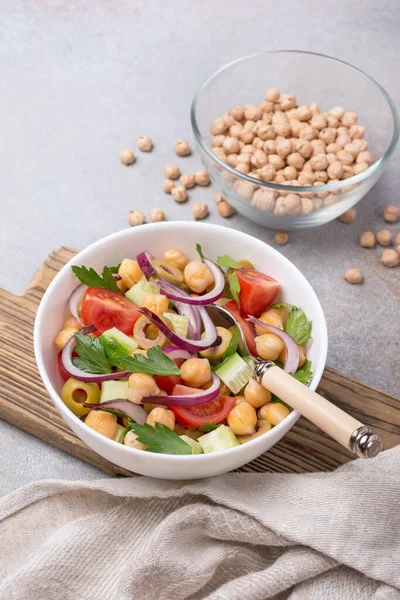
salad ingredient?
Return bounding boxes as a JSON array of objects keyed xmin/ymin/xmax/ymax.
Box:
[
  {"xmin": 194, "ymin": 170, "xmax": 211, "ymax": 186},
  {"xmin": 133, "ymin": 315, "xmax": 166, "ymax": 349},
  {"xmin": 236, "ymin": 269, "xmax": 280, "ymax": 317},
  {"xmin": 200, "ymin": 327, "xmax": 232, "ymax": 363},
  {"xmin": 153, "ymin": 259, "xmax": 184, "ymax": 285},
  {"xmin": 141, "ymin": 373, "xmax": 221, "ymax": 407},
  {"xmin": 128, "ymin": 211, "xmax": 145, "ymax": 227},
  {"xmin": 72, "ymin": 331, "xmax": 111, "ymax": 374},
  {"xmin": 113, "ymin": 424, "xmax": 126, "ymax": 444},
  {"xmin": 344, "ymin": 268, "xmax": 363, "ymax": 284},
  {"xmin": 376, "ymin": 229, "xmax": 392, "ymax": 247},
  {"xmin": 162, "ymin": 346, "xmax": 192, "ymax": 361},
  {"xmin": 164, "ymin": 164, "xmax": 180, "ymax": 179},
  {"xmin": 124, "ymin": 431, "xmax": 147, "ymax": 450},
  {"xmin": 224, "ymin": 300, "xmax": 257, "ymax": 356},
  {"xmin": 61, "ymin": 378, "xmax": 100, "ymax": 416},
  {"xmin": 180, "ymin": 173, "xmax": 196, "ymax": 188},
  {"xmin": 263, "ymin": 402, "xmax": 290, "ymax": 426},
  {"xmin": 142, "ymin": 294, "xmax": 169, "ymax": 316},
  {"xmin": 174, "ymin": 139, "xmax": 191, "ymax": 156},
  {"xmin": 254, "ymin": 309, "xmax": 284, "ymax": 334},
  {"xmin": 244, "ymin": 378, "xmax": 272, "ymax": 408},
  {"xmin": 84, "ymin": 399, "xmax": 148, "ymax": 423},
  {"xmin": 100, "ymin": 380, "xmax": 129, "ymax": 403},
  {"xmin": 163, "ymin": 313, "xmax": 189, "ymax": 338},
  {"xmin": 147, "ymin": 407, "xmax": 175, "ymax": 430},
  {"xmin": 198, "ymin": 425, "xmax": 240, "ymax": 453},
  {"xmin": 118, "ymin": 259, "xmax": 143, "ymax": 289},
  {"xmin": 163, "ymin": 179, "xmax": 174, "ymax": 193},
  {"xmin": 216, "ymin": 255, "xmax": 243, "ymax": 270},
  {"xmin": 157, "ymin": 261, "xmax": 223, "ymax": 306},
  {"xmin": 180, "ymin": 358, "xmax": 212, "ymax": 388},
  {"xmin": 150, "ymin": 207, "xmax": 166, "ymax": 223},
  {"xmin": 55, "ymin": 326, "xmax": 79, "ymax": 351},
  {"xmin": 359, "ymin": 231, "xmax": 376, "ymax": 248},
  {"xmin": 237, "ymin": 419, "xmax": 272, "ymax": 443},
  {"xmin": 171, "ymin": 396, "xmax": 236, "ymax": 428},
  {"xmin": 120, "ymin": 149, "xmax": 135, "ymax": 165},
  {"xmin": 136, "ymin": 136, "xmax": 153, "ymax": 152},
  {"xmin": 128, "ymin": 422, "xmax": 192, "ymax": 454},
  {"xmin": 68, "ymin": 285, "xmax": 86, "ymax": 326},
  {"xmin": 265, "ymin": 87, "xmax": 280, "ymax": 102},
  {"xmin": 179, "ymin": 436, "xmax": 203, "ymax": 454},
  {"xmin": 193, "ymin": 203, "xmax": 209, "ymax": 220},
  {"xmin": 279, "ymin": 343, "xmax": 306, "ymax": 370},
  {"xmin": 57, "ymin": 351, "xmax": 70, "ymax": 381},
  {"xmin": 184, "ymin": 261, "xmax": 214, "ymax": 294},
  {"xmin": 227, "ymin": 401, "xmax": 257, "ymax": 435},
  {"xmin": 228, "ymin": 272, "xmax": 241, "ymax": 307},
  {"xmin": 136, "ymin": 251, "xmax": 156, "ymax": 279},
  {"xmin": 81, "ymin": 288, "xmax": 140, "ymax": 335},
  {"xmin": 275, "ymin": 232, "xmax": 289, "ymax": 245},
  {"xmin": 249, "ymin": 317, "xmax": 300, "ymax": 373},
  {"xmin": 71, "ymin": 265, "xmax": 120, "ymax": 293},
  {"xmin": 218, "ymin": 200, "xmax": 234, "ymax": 218},
  {"xmin": 116, "ymin": 345, "xmax": 181, "ymax": 376},
  {"xmin": 85, "ymin": 410, "xmax": 118, "ymax": 438},
  {"xmin": 100, "ymin": 328, "xmax": 138, "ymax": 362},
  {"xmin": 163, "ymin": 248, "xmax": 189, "ymax": 270},
  {"xmin": 128, "ymin": 373, "xmax": 160, "ymax": 404},
  {"xmin": 126, "ymin": 278, "xmax": 159, "ymax": 308},
  {"xmin": 254, "ymin": 333, "xmax": 284, "ymax": 360},
  {"xmin": 384, "ymin": 205, "xmax": 399, "ymax": 223},
  {"xmin": 171, "ymin": 186, "xmax": 188, "ymax": 203},
  {"xmin": 284, "ymin": 307, "xmax": 312, "ymax": 345},
  {"xmin": 339, "ymin": 208, "xmax": 357, "ymax": 224},
  {"xmin": 381, "ymin": 249, "xmax": 399, "ymax": 267},
  {"xmin": 215, "ymin": 353, "xmax": 253, "ymax": 395},
  {"xmin": 154, "ymin": 368, "xmax": 183, "ymax": 396},
  {"xmin": 293, "ymin": 359, "xmax": 313, "ymax": 385}
]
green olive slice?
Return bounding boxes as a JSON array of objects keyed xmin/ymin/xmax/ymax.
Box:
[
  {"xmin": 199, "ymin": 327, "xmax": 232, "ymax": 364},
  {"xmin": 133, "ymin": 315, "xmax": 167, "ymax": 349},
  {"xmin": 153, "ymin": 259, "xmax": 183, "ymax": 285}
]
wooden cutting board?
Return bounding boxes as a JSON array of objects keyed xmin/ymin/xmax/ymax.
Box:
[{"xmin": 0, "ymin": 247, "xmax": 399, "ymax": 477}]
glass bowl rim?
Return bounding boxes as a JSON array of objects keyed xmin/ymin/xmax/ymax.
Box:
[{"xmin": 190, "ymin": 50, "xmax": 399, "ymax": 194}]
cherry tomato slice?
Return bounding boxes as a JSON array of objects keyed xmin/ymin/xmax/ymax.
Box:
[
  {"xmin": 236, "ymin": 269, "xmax": 280, "ymax": 317},
  {"xmin": 81, "ymin": 287, "xmax": 141, "ymax": 336},
  {"xmin": 170, "ymin": 384, "xmax": 236, "ymax": 428},
  {"xmin": 224, "ymin": 300, "xmax": 257, "ymax": 356},
  {"xmin": 154, "ymin": 358, "xmax": 184, "ymax": 394}
]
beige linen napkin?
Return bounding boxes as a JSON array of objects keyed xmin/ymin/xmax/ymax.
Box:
[{"xmin": 1, "ymin": 446, "xmax": 399, "ymax": 600}]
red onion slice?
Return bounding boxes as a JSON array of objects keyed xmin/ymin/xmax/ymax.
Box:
[
  {"xmin": 61, "ymin": 325, "xmax": 131, "ymax": 382},
  {"xmin": 153, "ymin": 280, "xmax": 202, "ymax": 339},
  {"xmin": 140, "ymin": 306, "xmax": 217, "ymax": 352},
  {"xmin": 162, "ymin": 346, "xmax": 193, "ymax": 361},
  {"xmin": 142, "ymin": 373, "xmax": 221, "ymax": 407},
  {"xmin": 137, "ymin": 251, "xmax": 156, "ymax": 279},
  {"xmin": 82, "ymin": 399, "xmax": 147, "ymax": 424},
  {"xmin": 247, "ymin": 317, "xmax": 300, "ymax": 374},
  {"xmin": 156, "ymin": 258, "xmax": 224, "ymax": 305},
  {"xmin": 68, "ymin": 284, "xmax": 87, "ymax": 326},
  {"xmin": 112, "ymin": 273, "xmax": 122, "ymax": 281}
]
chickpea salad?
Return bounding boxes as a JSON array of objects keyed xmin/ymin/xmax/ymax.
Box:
[{"xmin": 55, "ymin": 245, "xmax": 313, "ymax": 455}]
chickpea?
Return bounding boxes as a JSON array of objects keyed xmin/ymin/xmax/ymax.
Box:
[
  {"xmin": 353, "ymin": 162, "xmax": 369, "ymax": 175},
  {"xmin": 336, "ymin": 149, "xmax": 353, "ymax": 166},
  {"xmin": 128, "ymin": 210, "xmax": 145, "ymax": 227},
  {"xmin": 349, "ymin": 125, "xmax": 366, "ymax": 139},
  {"xmin": 128, "ymin": 373, "xmax": 160, "ymax": 404},
  {"xmin": 283, "ymin": 166, "xmax": 297, "ymax": 180},
  {"xmin": 214, "ymin": 193, "xmax": 224, "ymax": 205},
  {"xmin": 381, "ymin": 249, "xmax": 399, "ymax": 267},
  {"xmin": 227, "ymin": 402, "xmax": 257, "ymax": 436},
  {"xmin": 258, "ymin": 164, "xmax": 276, "ymax": 182},
  {"xmin": 184, "ymin": 260, "xmax": 214, "ymax": 293},
  {"xmin": 118, "ymin": 258, "xmax": 142, "ymax": 288},
  {"xmin": 314, "ymin": 170, "xmax": 329, "ymax": 183},
  {"xmin": 323, "ymin": 193, "xmax": 337, "ymax": 206},
  {"xmin": 268, "ymin": 154, "xmax": 286, "ymax": 171},
  {"xmin": 297, "ymin": 105, "xmax": 312, "ymax": 122},
  {"xmin": 286, "ymin": 152, "xmax": 305, "ymax": 170},
  {"xmin": 55, "ymin": 327, "xmax": 79, "ymax": 350},
  {"xmin": 255, "ymin": 309, "xmax": 284, "ymax": 335},
  {"xmin": 171, "ymin": 186, "xmax": 188, "ymax": 203},
  {"xmin": 212, "ymin": 134, "xmax": 226, "ymax": 147},
  {"xmin": 299, "ymin": 125, "xmax": 318, "ymax": 141},
  {"xmin": 255, "ymin": 333, "xmax": 284, "ymax": 360},
  {"xmin": 234, "ymin": 395, "xmax": 246, "ymax": 406},
  {"xmin": 163, "ymin": 248, "xmax": 188, "ymax": 270},
  {"xmin": 263, "ymin": 402, "xmax": 290, "ymax": 426},
  {"xmin": 326, "ymin": 161, "xmax": 343, "ymax": 180},
  {"xmin": 62, "ymin": 316, "xmax": 80, "ymax": 329},
  {"xmin": 141, "ymin": 293, "xmax": 169, "ymax": 315},
  {"xmin": 258, "ymin": 404, "xmax": 271, "ymax": 421},
  {"xmin": 298, "ymin": 171, "xmax": 315, "ymax": 185},
  {"xmin": 273, "ymin": 120, "xmax": 291, "ymax": 138},
  {"xmin": 236, "ymin": 162, "xmax": 250, "ymax": 174},
  {"xmin": 326, "ymin": 114, "xmax": 339, "ymax": 128},
  {"xmin": 244, "ymin": 104, "xmax": 263, "ymax": 121},
  {"xmin": 136, "ymin": 136, "xmax": 152, "ymax": 152},
  {"xmin": 85, "ymin": 410, "xmax": 118, "ymax": 439},
  {"xmin": 376, "ymin": 229, "xmax": 392, "ymax": 246},
  {"xmin": 310, "ymin": 114, "xmax": 327, "ymax": 130},
  {"xmin": 213, "ymin": 147, "xmax": 227, "ymax": 162},
  {"xmin": 265, "ymin": 87, "xmax": 280, "ymax": 102},
  {"xmin": 336, "ymin": 126, "xmax": 349, "ymax": 137},
  {"xmin": 229, "ymin": 124, "xmax": 243, "ymax": 138},
  {"xmin": 257, "ymin": 124, "xmax": 276, "ymax": 141},
  {"xmin": 244, "ymin": 378, "xmax": 272, "ymax": 408},
  {"xmin": 301, "ymin": 198, "xmax": 314, "ymax": 213},
  {"xmin": 326, "ymin": 142, "xmax": 341, "ymax": 153},
  {"xmin": 164, "ymin": 164, "xmax": 180, "ymax": 179},
  {"xmin": 210, "ymin": 117, "xmax": 227, "ymax": 135},
  {"xmin": 273, "ymin": 173, "xmax": 286, "ymax": 184},
  {"xmin": 193, "ymin": 203, "xmax": 209, "ymax": 220},
  {"xmin": 180, "ymin": 357, "xmax": 211, "ymax": 388},
  {"xmin": 218, "ymin": 200, "xmax": 234, "ymax": 217},
  {"xmin": 328, "ymin": 106, "xmax": 345, "ymax": 119},
  {"xmin": 341, "ymin": 112, "xmax": 358, "ymax": 128},
  {"xmin": 222, "ymin": 136, "xmax": 240, "ymax": 155},
  {"xmin": 249, "ymin": 149, "xmax": 268, "ymax": 169},
  {"xmin": 163, "ymin": 179, "xmax": 174, "ymax": 193},
  {"xmin": 120, "ymin": 149, "xmax": 135, "ymax": 165},
  {"xmin": 124, "ymin": 430, "xmax": 147, "ymax": 450},
  {"xmin": 280, "ymin": 94, "xmax": 297, "ymax": 110},
  {"xmin": 280, "ymin": 343, "xmax": 306, "ymax": 369},
  {"xmin": 251, "ymin": 189, "xmax": 276, "ymax": 212},
  {"xmin": 174, "ymin": 139, "xmax": 191, "ymax": 156},
  {"xmin": 275, "ymin": 139, "xmax": 292, "ymax": 159},
  {"xmin": 239, "ymin": 129, "xmax": 255, "ymax": 144},
  {"xmin": 359, "ymin": 231, "xmax": 376, "ymax": 248},
  {"xmin": 242, "ymin": 144, "xmax": 256, "ymax": 154},
  {"xmin": 227, "ymin": 154, "xmax": 238, "ymax": 167},
  {"xmin": 339, "ymin": 208, "xmax": 357, "ymax": 224},
  {"xmin": 294, "ymin": 139, "xmax": 312, "ymax": 159},
  {"xmin": 252, "ymin": 137, "xmax": 264, "ymax": 149},
  {"xmin": 236, "ymin": 153, "xmax": 251, "ymax": 165},
  {"xmin": 309, "ymin": 154, "xmax": 328, "ymax": 171},
  {"xmin": 274, "ymin": 194, "xmax": 302, "ymax": 216},
  {"xmin": 344, "ymin": 143, "xmax": 359, "ymax": 159},
  {"xmin": 230, "ymin": 105, "xmax": 245, "ymax": 121},
  {"xmin": 396, "ymin": 232, "xmax": 400, "ymax": 246},
  {"xmin": 179, "ymin": 174, "xmax": 196, "ymax": 189},
  {"xmin": 223, "ymin": 113, "xmax": 236, "ymax": 128},
  {"xmin": 384, "ymin": 205, "xmax": 399, "ymax": 223},
  {"xmin": 344, "ymin": 268, "xmax": 363, "ymax": 284},
  {"xmin": 147, "ymin": 407, "xmax": 175, "ymax": 430},
  {"xmin": 150, "ymin": 207, "xmax": 166, "ymax": 223}
]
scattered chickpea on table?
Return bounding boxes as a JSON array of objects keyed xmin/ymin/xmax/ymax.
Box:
[
  {"xmin": 344, "ymin": 268, "xmax": 363, "ymax": 284},
  {"xmin": 120, "ymin": 149, "xmax": 136, "ymax": 165}
]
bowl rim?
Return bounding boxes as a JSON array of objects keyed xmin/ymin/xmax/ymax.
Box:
[
  {"xmin": 34, "ymin": 222, "xmax": 328, "ymax": 463},
  {"xmin": 190, "ymin": 49, "xmax": 399, "ymax": 194}
]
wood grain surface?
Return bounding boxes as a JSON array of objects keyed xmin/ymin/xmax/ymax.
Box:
[{"xmin": 0, "ymin": 247, "xmax": 399, "ymax": 476}]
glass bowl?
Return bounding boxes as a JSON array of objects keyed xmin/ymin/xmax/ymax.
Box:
[{"xmin": 191, "ymin": 51, "xmax": 399, "ymax": 230}]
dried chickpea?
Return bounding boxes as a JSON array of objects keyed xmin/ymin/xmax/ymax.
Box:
[
  {"xmin": 381, "ymin": 249, "xmax": 399, "ymax": 267},
  {"xmin": 120, "ymin": 149, "xmax": 135, "ymax": 165},
  {"xmin": 236, "ymin": 162, "xmax": 250, "ymax": 174},
  {"xmin": 179, "ymin": 173, "xmax": 196, "ymax": 189},
  {"xmin": 297, "ymin": 105, "xmax": 312, "ymax": 122},
  {"xmin": 265, "ymin": 87, "xmax": 280, "ymax": 102},
  {"xmin": 223, "ymin": 136, "xmax": 240, "ymax": 154},
  {"xmin": 298, "ymin": 171, "xmax": 315, "ymax": 185},
  {"xmin": 353, "ymin": 162, "xmax": 369, "ymax": 175},
  {"xmin": 213, "ymin": 147, "xmax": 227, "ymax": 161},
  {"xmin": 250, "ymin": 149, "xmax": 268, "ymax": 169},
  {"xmin": 218, "ymin": 200, "xmax": 234, "ymax": 217},
  {"xmin": 344, "ymin": 143, "xmax": 359, "ymax": 159},
  {"xmin": 128, "ymin": 210, "xmax": 145, "ymax": 227},
  {"xmin": 229, "ymin": 124, "xmax": 243, "ymax": 138},
  {"xmin": 294, "ymin": 139, "xmax": 313, "ymax": 159},
  {"xmin": 244, "ymin": 378, "xmax": 272, "ymax": 408},
  {"xmin": 328, "ymin": 106, "xmax": 345, "ymax": 119},
  {"xmin": 163, "ymin": 248, "xmax": 188, "ymax": 269},
  {"xmin": 244, "ymin": 104, "xmax": 262, "ymax": 121},
  {"xmin": 212, "ymin": 134, "xmax": 226, "ymax": 147},
  {"xmin": 336, "ymin": 149, "xmax": 354, "ymax": 165},
  {"xmin": 136, "ymin": 136, "xmax": 152, "ymax": 152},
  {"xmin": 309, "ymin": 154, "xmax": 328, "ymax": 171},
  {"xmin": 239, "ymin": 129, "xmax": 255, "ymax": 144},
  {"xmin": 55, "ymin": 327, "xmax": 79, "ymax": 350},
  {"xmin": 274, "ymin": 173, "xmax": 286, "ymax": 184},
  {"xmin": 174, "ymin": 139, "xmax": 191, "ymax": 156},
  {"xmin": 171, "ymin": 186, "xmax": 188, "ymax": 203},
  {"xmin": 274, "ymin": 194, "xmax": 302, "ymax": 215},
  {"xmin": 326, "ymin": 114, "xmax": 339, "ymax": 128},
  {"xmin": 301, "ymin": 197, "xmax": 314, "ymax": 213},
  {"xmin": 263, "ymin": 402, "xmax": 290, "ymax": 426},
  {"xmin": 230, "ymin": 105, "xmax": 245, "ymax": 121},
  {"xmin": 283, "ymin": 166, "xmax": 297, "ymax": 180},
  {"xmin": 344, "ymin": 268, "xmax": 363, "ymax": 284},
  {"xmin": 326, "ymin": 142, "xmax": 341, "ymax": 153},
  {"xmin": 252, "ymin": 137, "xmax": 263, "ymax": 150},
  {"xmin": 227, "ymin": 154, "xmax": 238, "ymax": 167},
  {"xmin": 181, "ymin": 358, "xmax": 211, "ymax": 388},
  {"xmin": 314, "ymin": 170, "xmax": 329, "ymax": 183},
  {"xmin": 236, "ymin": 153, "xmax": 251, "ymax": 165},
  {"xmin": 150, "ymin": 207, "xmax": 165, "ymax": 223},
  {"xmin": 184, "ymin": 261, "xmax": 214, "ymax": 293},
  {"xmin": 336, "ymin": 134, "xmax": 352, "ymax": 149},
  {"xmin": 396, "ymin": 233, "xmax": 400, "ymax": 246},
  {"xmin": 323, "ymin": 193, "xmax": 337, "ymax": 206},
  {"xmin": 310, "ymin": 114, "xmax": 327, "ymax": 130},
  {"xmin": 276, "ymin": 139, "xmax": 293, "ymax": 158},
  {"xmin": 85, "ymin": 410, "xmax": 117, "ymax": 439},
  {"xmin": 223, "ymin": 113, "xmax": 236, "ymax": 128},
  {"xmin": 339, "ymin": 208, "xmax": 357, "ymax": 224},
  {"xmin": 268, "ymin": 154, "xmax": 286, "ymax": 170},
  {"xmin": 251, "ymin": 190, "xmax": 276, "ymax": 212},
  {"xmin": 299, "ymin": 125, "xmax": 318, "ymax": 141},
  {"xmin": 255, "ymin": 309, "xmax": 284, "ymax": 334},
  {"xmin": 280, "ymin": 94, "xmax": 297, "ymax": 110},
  {"xmin": 359, "ymin": 231, "xmax": 376, "ymax": 248},
  {"xmin": 163, "ymin": 179, "xmax": 174, "ymax": 193},
  {"xmin": 118, "ymin": 258, "xmax": 142, "ymax": 288},
  {"xmin": 243, "ymin": 120, "xmax": 256, "ymax": 131},
  {"xmin": 210, "ymin": 117, "xmax": 227, "ymax": 135},
  {"xmin": 255, "ymin": 333, "xmax": 284, "ymax": 360},
  {"xmin": 383, "ymin": 205, "xmax": 399, "ymax": 223},
  {"xmin": 286, "ymin": 152, "xmax": 305, "ymax": 170},
  {"xmin": 336, "ymin": 126, "xmax": 349, "ymax": 137},
  {"xmin": 341, "ymin": 112, "xmax": 358, "ymax": 128},
  {"xmin": 193, "ymin": 203, "xmax": 209, "ymax": 220},
  {"xmin": 326, "ymin": 153, "xmax": 337, "ymax": 166},
  {"xmin": 261, "ymin": 100, "xmax": 274, "ymax": 114},
  {"xmin": 259, "ymin": 164, "xmax": 276, "ymax": 181},
  {"xmin": 274, "ymin": 120, "xmax": 291, "ymax": 138},
  {"xmin": 376, "ymin": 229, "xmax": 392, "ymax": 246},
  {"xmin": 349, "ymin": 125, "xmax": 366, "ymax": 139},
  {"xmin": 164, "ymin": 164, "xmax": 180, "ymax": 179},
  {"xmin": 147, "ymin": 407, "xmax": 175, "ymax": 431},
  {"xmin": 227, "ymin": 402, "xmax": 257, "ymax": 436}
]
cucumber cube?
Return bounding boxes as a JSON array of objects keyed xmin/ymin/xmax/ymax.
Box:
[{"xmin": 198, "ymin": 425, "xmax": 240, "ymax": 453}]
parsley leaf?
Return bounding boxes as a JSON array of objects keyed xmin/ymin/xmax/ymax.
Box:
[
  {"xmin": 198, "ymin": 423, "xmax": 221, "ymax": 433},
  {"xmin": 228, "ymin": 272, "xmax": 241, "ymax": 307},
  {"xmin": 285, "ymin": 307, "xmax": 312, "ymax": 345},
  {"xmin": 196, "ymin": 243, "xmax": 205, "ymax": 262},
  {"xmin": 71, "ymin": 265, "xmax": 120, "ymax": 292},
  {"xmin": 72, "ymin": 332, "xmax": 112, "ymax": 374},
  {"xmin": 223, "ymin": 326, "xmax": 240, "ymax": 360},
  {"xmin": 292, "ymin": 359, "xmax": 313, "ymax": 385},
  {"xmin": 216, "ymin": 255, "xmax": 243, "ymax": 270},
  {"xmin": 114, "ymin": 345, "xmax": 181, "ymax": 376},
  {"xmin": 129, "ymin": 422, "xmax": 192, "ymax": 454},
  {"xmin": 271, "ymin": 302, "xmax": 296, "ymax": 309},
  {"xmin": 271, "ymin": 395, "xmax": 291, "ymax": 410}
]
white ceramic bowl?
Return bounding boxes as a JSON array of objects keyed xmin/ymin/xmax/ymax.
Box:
[{"xmin": 34, "ymin": 222, "xmax": 328, "ymax": 479}]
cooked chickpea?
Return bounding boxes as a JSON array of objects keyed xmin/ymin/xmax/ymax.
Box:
[
  {"xmin": 258, "ymin": 404, "xmax": 271, "ymax": 421},
  {"xmin": 244, "ymin": 104, "xmax": 263, "ymax": 121},
  {"xmin": 193, "ymin": 203, "xmax": 209, "ymax": 220},
  {"xmin": 163, "ymin": 248, "xmax": 188, "ymax": 270},
  {"xmin": 265, "ymin": 87, "xmax": 280, "ymax": 102},
  {"xmin": 164, "ymin": 164, "xmax": 180, "ymax": 179},
  {"xmin": 171, "ymin": 186, "xmax": 188, "ymax": 203},
  {"xmin": 124, "ymin": 430, "xmax": 147, "ymax": 450},
  {"xmin": 227, "ymin": 402, "xmax": 257, "ymax": 436},
  {"xmin": 128, "ymin": 210, "xmax": 145, "ymax": 227},
  {"xmin": 62, "ymin": 316, "xmax": 80, "ymax": 329},
  {"xmin": 120, "ymin": 149, "xmax": 135, "ymax": 165},
  {"xmin": 141, "ymin": 293, "xmax": 169, "ymax": 315},
  {"xmin": 136, "ymin": 136, "xmax": 152, "ymax": 152},
  {"xmin": 163, "ymin": 179, "xmax": 174, "ymax": 193},
  {"xmin": 359, "ymin": 231, "xmax": 376, "ymax": 248},
  {"xmin": 234, "ymin": 395, "xmax": 246, "ymax": 406},
  {"xmin": 244, "ymin": 378, "xmax": 272, "ymax": 408},
  {"xmin": 150, "ymin": 207, "xmax": 166, "ymax": 223},
  {"xmin": 263, "ymin": 402, "xmax": 290, "ymax": 426},
  {"xmin": 55, "ymin": 327, "xmax": 79, "ymax": 350},
  {"xmin": 128, "ymin": 373, "xmax": 160, "ymax": 404},
  {"xmin": 179, "ymin": 174, "xmax": 196, "ymax": 189},
  {"xmin": 255, "ymin": 333, "xmax": 284, "ymax": 360},
  {"xmin": 344, "ymin": 268, "xmax": 363, "ymax": 284},
  {"xmin": 339, "ymin": 208, "xmax": 356, "ymax": 224},
  {"xmin": 280, "ymin": 94, "xmax": 297, "ymax": 110},
  {"xmin": 376, "ymin": 229, "xmax": 392, "ymax": 247},
  {"xmin": 147, "ymin": 407, "xmax": 175, "ymax": 430},
  {"xmin": 184, "ymin": 260, "xmax": 214, "ymax": 293},
  {"xmin": 85, "ymin": 410, "xmax": 118, "ymax": 439},
  {"xmin": 174, "ymin": 139, "xmax": 191, "ymax": 156},
  {"xmin": 381, "ymin": 249, "xmax": 399, "ymax": 267},
  {"xmin": 255, "ymin": 309, "xmax": 284, "ymax": 334},
  {"xmin": 218, "ymin": 200, "xmax": 234, "ymax": 217},
  {"xmin": 383, "ymin": 205, "xmax": 399, "ymax": 223},
  {"xmin": 118, "ymin": 258, "xmax": 143, "ymax": 288},
  {"xmin": 180, "ymin": 358, "xmax": 211, "ymax": 388}
]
